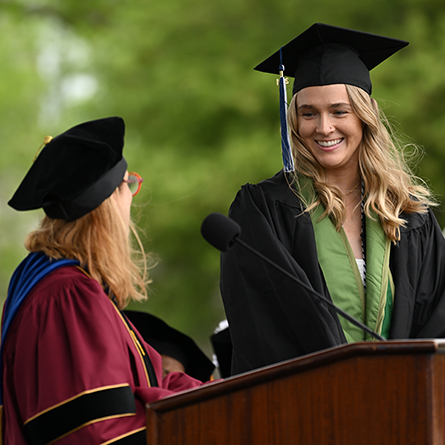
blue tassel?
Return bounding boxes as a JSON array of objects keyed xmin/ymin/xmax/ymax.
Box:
[{"xmin": 279, "ymin": 48, "xmax": 295, "ymax": 172}]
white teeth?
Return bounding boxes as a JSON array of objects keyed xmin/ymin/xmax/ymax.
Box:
[{"xmin": 317, "ymin": 139, "xmax": 343, "ymax": 147}]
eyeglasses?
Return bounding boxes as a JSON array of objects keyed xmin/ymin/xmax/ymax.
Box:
[{"xmin": 124, "ymin": 172, "xmax": 143, "ymax": 196}]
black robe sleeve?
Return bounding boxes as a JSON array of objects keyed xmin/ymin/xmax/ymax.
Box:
[
  {"xmin": 390, "ymin": 207, "xmax": 445, "ymax": 339},
  {"xmin": 220, "ymin": 171, "xmax": 347, "ymax": 375}
]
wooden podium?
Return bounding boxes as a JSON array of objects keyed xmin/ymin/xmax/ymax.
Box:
[{"xmin": 146, "ymin": 340, "xmax": 445, "ymax": 444}]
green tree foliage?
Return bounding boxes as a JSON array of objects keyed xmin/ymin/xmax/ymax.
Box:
[{"xmin": 1, "ymin": 0, "xmax": 445, "ymax": 354}]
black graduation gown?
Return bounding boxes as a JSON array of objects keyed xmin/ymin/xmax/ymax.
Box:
[{"xmin": 220, "ymin": 170, "xmax": 445, "ymax": 375}]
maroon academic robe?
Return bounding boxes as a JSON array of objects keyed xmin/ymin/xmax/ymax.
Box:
[{"xmin": 2, "ymin": 266, "xmax": 203, "ymax": 444}]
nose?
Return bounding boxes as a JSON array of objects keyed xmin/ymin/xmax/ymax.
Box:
[{"xmin": 316, "ymin": 114, "xmax": 334, "ymax": 135}]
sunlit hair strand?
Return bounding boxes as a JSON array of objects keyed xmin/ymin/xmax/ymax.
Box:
[{"xmin": 24, "ymin": 193, "xmax": 152, "ymax": 308}]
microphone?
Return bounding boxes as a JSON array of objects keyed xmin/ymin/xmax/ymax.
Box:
[
  {"xmin": 201, "ymin": 212, "xmax": 386, "ymax": 342},
  {"xmin": 201, "ymin": 212, "xmax": 241, "ymax": 252}
]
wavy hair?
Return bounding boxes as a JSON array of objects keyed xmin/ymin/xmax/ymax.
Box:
[
  {"xmin": 24, "ymin": 193, "xmax": 152, "ymax": 308},
  {"xmin": 287, "ymin": 84, "xmax": 435, "ymax": 242}
]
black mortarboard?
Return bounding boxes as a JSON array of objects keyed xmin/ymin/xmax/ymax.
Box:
[
  {"xmin": 8, "ymin": 117, "xmax": 127, "ymax": 221},
  {"xmin": 255, "ymin": 23, "xmax": 409, "ymax": 95},
  {"xmin": 124, "ymin": 310, "xmax": 215, "ymax": 382}
]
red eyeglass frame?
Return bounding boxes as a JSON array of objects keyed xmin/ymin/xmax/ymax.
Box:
[{"xmin": 124, "ymin": 171, "xmax": 143, "ymax": 196}]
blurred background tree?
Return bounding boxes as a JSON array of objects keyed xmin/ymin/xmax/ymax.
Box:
[{"xmin": 1, "ymin": 0, "xmax": 445, "ymax": 359}]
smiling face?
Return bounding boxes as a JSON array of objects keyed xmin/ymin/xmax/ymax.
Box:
[{"xmin": 296, "ymin": 84, "xmax": 363, "ymax": 181}]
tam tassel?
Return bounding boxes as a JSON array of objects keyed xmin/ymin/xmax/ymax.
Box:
[{"xmin": 278, "ymin": 49, "xmax": 294, "ymax": 172}]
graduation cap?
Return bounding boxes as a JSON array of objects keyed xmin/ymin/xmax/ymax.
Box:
[
  {"xmin": 254, "ymin": 23, "xmax": 409, "ymax": 171},
  {"xmin": 124, "ymin": 310, "xmax": 215, "ymax": 382},
  {"xmin": 8, "ymin": 117, "xmax": 127, "ymax": 221}
]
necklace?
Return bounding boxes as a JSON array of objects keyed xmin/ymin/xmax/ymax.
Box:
[
  {"xmin": 360, "ymin": 181, "xmax": 366, "ymax": 293},
  {"xmin": 343, "ymin": 182, "xmax": 360, "ymax": 196}
]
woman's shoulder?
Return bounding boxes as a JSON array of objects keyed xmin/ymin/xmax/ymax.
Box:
[
  {"xmin": 237, "ymin": 170, "xmax": 303, "ymax": 209},
  {"xmin": 400, "ymin": 207, "xmax": 438, "ymax": 234},
  {"xmin": 5, "ymin": 265, "xmax": 111, "ymax": 345},
  {"xmin": 25, "ymin": 265, "xmax": 106, "ymax": 311},
  {"xmin": 36, "ymin": 265, "xmax": 100, "ymax": 291}
]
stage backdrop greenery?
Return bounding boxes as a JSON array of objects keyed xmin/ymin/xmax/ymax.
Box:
[{"xmin": 1, "ymin": 0, "xmax": 445, "ymax": 358}]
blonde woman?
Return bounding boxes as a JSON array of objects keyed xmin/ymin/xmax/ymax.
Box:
[
  {"xmin": 220, "ymin": 24, "xmax": 445, "ymax": 376},
  {"xmin": 1, "ymin": 117, "xmax": 202, "ymax": 444}
]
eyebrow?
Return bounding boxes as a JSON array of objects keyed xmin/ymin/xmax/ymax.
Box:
[{"xmin": 297, "ymin": 102, "xmax": 351, "ymax": 110}]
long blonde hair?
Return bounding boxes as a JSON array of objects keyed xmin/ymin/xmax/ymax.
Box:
[
  {"xmin": 24, "ymin": 193, "xmax": 151, "ymax": 308},
  {"xmin": 287, "ymin": 84, "xmax": 435, "ymax": 242}
]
